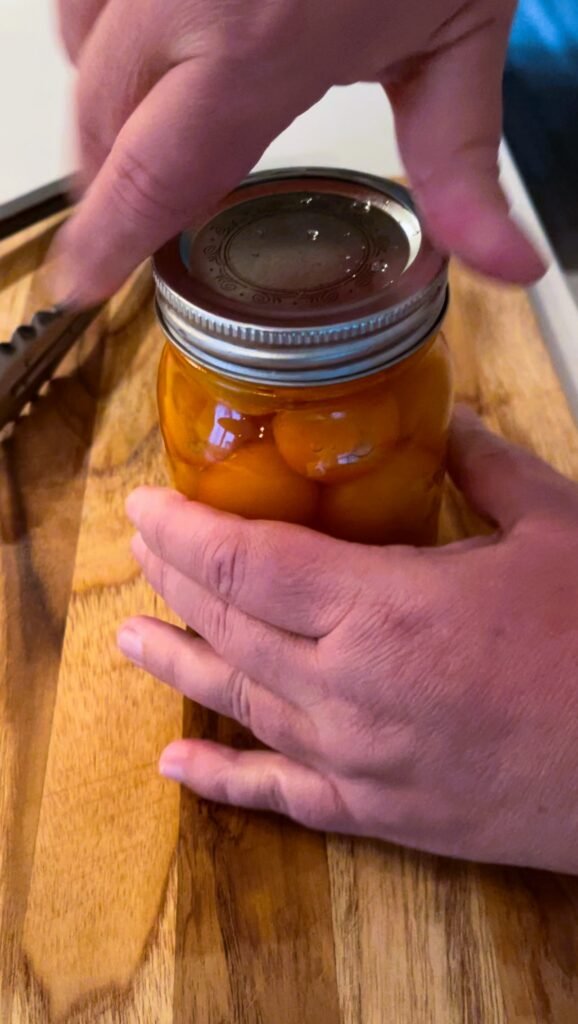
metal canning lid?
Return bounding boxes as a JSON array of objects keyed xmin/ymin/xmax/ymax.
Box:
[{"xmin": 153, "ymin": 168, "xmax": 449, "ymax": 385}]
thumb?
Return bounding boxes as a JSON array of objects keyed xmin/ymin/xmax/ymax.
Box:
[
  {"xmin": 386, "ymin": 21, "xmax": 545, "ymax": 284},
  {"xmin": 448, "ymin": 406, "xmax": 575, "ymax": 531}
]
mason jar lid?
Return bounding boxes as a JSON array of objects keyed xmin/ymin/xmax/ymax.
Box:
[{"xmin": 153, "ymin": 168, "xmax": 449, "ymax": 385}]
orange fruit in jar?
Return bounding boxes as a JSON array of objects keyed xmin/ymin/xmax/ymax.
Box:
[
  {"xmin": 166, "ymin": 397, "xmax": 260, "ymax": 465},
  {"xmin": 273, "ymin": 390, "xmax": 399, "ymax": 484},
  {"xmin": 392, "ymin": 336, "xmax": 453, "ymax": 453},
  {"xmin": 194, "ymin": 400, "xmax": 260, "ymax": 462},
  {"xmin": 198, "ymin": 442, "xmax": 319, "ymax": 524},
  {"xmin": 320, "ymin": 444, "xmax": 442, "ymax": 546},
  {"xmin": 159, "ymin": 347, "xmax": 261, "ymax": 464}
]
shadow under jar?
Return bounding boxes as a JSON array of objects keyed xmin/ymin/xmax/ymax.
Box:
[{"xmin": 154, "ymin": 169, "xmax": 452, "ymax": 547}]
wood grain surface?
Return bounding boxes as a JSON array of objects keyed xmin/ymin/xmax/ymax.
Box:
[{"xmin": 1, "ymin": 215, "xmax": 578, "ymax": 1024}]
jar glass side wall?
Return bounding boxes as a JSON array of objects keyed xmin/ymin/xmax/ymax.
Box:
[{"xmin": 157, "ymin": 335, "xmax": 453, "ymax": 546}]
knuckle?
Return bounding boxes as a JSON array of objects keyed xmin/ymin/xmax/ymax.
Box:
[
  {"xmin": 262, "ymin": 769, "xmax": 291, "ymax": 818},
  {"xmin": 201, "ymin": 596, "xmax": 233, "ymax": 653},
  {"xmin": 203, "ymin": 528, "xmax": 248, "ymax": 603},
  {"xmin": 223, "ymin": 668, "xmax": 254, "ymax": 729},
  {"xmin": 297, "ymin": 777, "xmax": 347, "ymax": 831},
  {"xmin": 108, "ymin": 146, "xmax": 189, "ymax": 225}
]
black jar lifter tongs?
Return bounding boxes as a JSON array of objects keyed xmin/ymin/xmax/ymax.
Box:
[{"xmin": 0, "ymin": 185, "xmax": 102, "ymax": 431}]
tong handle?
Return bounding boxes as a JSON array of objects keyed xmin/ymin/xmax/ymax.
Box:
[{"xmin": 0, "ymin": 306, "xmax": 101, "ymax": 430}]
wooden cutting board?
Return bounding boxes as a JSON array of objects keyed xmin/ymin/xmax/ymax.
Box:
[{"xmin": 1, "ymin": 214, "xmax": 578, "ymax": 1024}]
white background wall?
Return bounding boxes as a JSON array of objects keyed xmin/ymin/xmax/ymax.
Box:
[{"xmin": 1, "ymin": 0, "xmax": 74, "ymax": 205}]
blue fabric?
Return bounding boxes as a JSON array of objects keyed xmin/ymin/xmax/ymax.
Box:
[
  {"xmin": 504, "ymin": 0, "xmax": 578, "ymax": 270},
  {"xmin": 509, "ymin": 0, "xmax": 578, "ymax": 76},
  {"xmin": 506, "ymin": 0, "xmax": 578, "ymax": 168}
]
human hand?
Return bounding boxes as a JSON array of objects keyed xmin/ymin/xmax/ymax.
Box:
[
  {"xmin": 55, "ymin": 0, "xmax": 544, "ymax": 305},
  {"xmin": 118, "ymin": 408, "xmax": 578, "ymax": 873}
]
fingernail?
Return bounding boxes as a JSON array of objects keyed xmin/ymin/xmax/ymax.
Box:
[
  {"xmin": 117, "ymin": 625, "xmax": 144, "ymax": 663},
  {"xmin": 159, "ymin": 754, "xmax": 187, "ymax": 784}
]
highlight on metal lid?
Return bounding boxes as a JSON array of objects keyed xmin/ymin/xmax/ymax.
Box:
[{"xmin": 153, "ymin": 168, "xmax": 449, "ymax": 385}]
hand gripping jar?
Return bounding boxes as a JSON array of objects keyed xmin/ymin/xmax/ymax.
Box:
[{"xmin": 154, "ymin": 169, "xmax": 452, "ymax": 546}]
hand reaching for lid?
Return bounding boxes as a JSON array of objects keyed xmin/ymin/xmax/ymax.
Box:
[{"xmin": 53, "ymin": 0, "xmax": 545, "ymax": 306}]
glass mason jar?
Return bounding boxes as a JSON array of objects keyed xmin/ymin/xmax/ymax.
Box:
[{"xmin": 154, "ymin": 169, "xmax": 452, "ymax": 546}]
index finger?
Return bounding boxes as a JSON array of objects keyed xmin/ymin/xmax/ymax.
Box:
[
  {"xmin": 126, "ymin": 487, "xmax": 368, "ymax": 637},
  {"xmin": 53, "ymin": 57, "xmax": 305, "ymax": 305}
]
